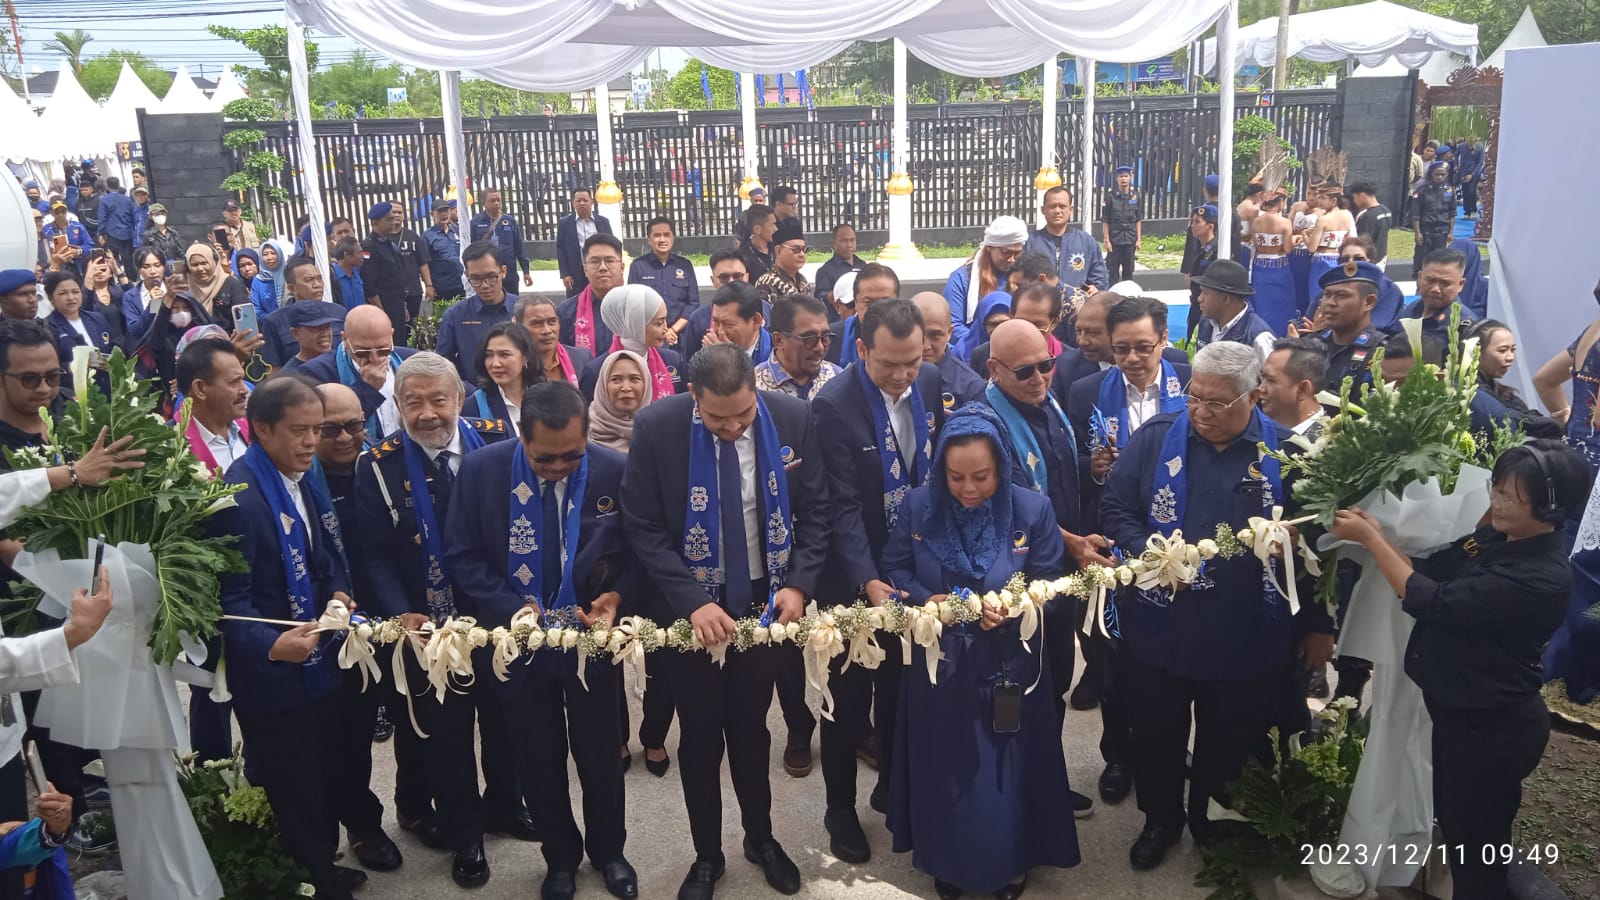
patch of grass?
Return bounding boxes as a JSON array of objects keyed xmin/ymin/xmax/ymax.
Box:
[{"xmin": 1515, "ymin": 727, "xmax": 1600, "ymax": 897}]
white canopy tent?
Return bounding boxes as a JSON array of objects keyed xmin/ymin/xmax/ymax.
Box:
[
  {"xmin": 1485, "ymin": 6, "xmax": 1546, "ymax": 69},
  {"xmin": 0, "ymin": 81, "xmax": 39, "ymax": 165},
  {"xmin": 35, "ymin": 63, "xmax": 117, "ymax": 165},
  {"xmin": 209, "ymin": 70, "xmax": 249, "ymax": 112},
  {"xmin": 281, "ymin": 0, "xmax": 1247, "ymax": 296},
  {"xmin": 103, "ymin": 62, "xmax": 165, "ymax": 144},
  {"xmin": 158, "ymin": 65, "xmax": 213, "ymax": 114},
  {"xmin": 1203, "ymin": 0, "xmax": 1478, "ymax": 73}
]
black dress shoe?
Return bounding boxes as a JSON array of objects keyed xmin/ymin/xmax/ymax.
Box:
[
  {"xmin": 869, "ymin": 781, "xmax": 888, "ymax": 815},
  {"xmin": 1129, "ymin": 823, "xmax": 1183, "ymax": 871},
  {"xmin": 855, "ymin": 734, "xmax": 880, "ymax": 770},
  {"xmin": 677, "ymin": 858, "xmax": 725, "ymax": 900},
  {"xmin": 742, "ymin": 837, "xmax": 801, "ymax": 894},
  {"xmin": 541, "ymin": 869, "xmax": 577, "ymax": 900},
  {"xmin": 1098, "ymin": 763, "xmax": 1133, "ymax": 804},
  {"xmin": 644, "ymin": 748, "xmax": 672, "ymax": 778},
  {"xmin": 621, "ymin": 747, "xmax": 633, "ymax": 772},
  {"xmin": 452, "ymin": 841, "xmax": 491, "ymax": 888},
  {"xmin": 824, "ymin": 807, "xmax": 870, "ymax": 864},
  {"xmin": 1069, "ymin": 676, "xmax": 1102, "ymax": 710},
  {"xmin": 333, "ymin": 865, "xmax": 368, "ymax": 892},
  {"xmin": 595, "ymin": 857, "xmax": 639, "ymax": 898},
  {"xmin": 994, "ymin": 875, "xmax": 1027, "ymax": 900},
  {"xmin": 349, "ymin": 830, "xmax": 403, "ymax": 871},
  {"xmin": 372, "ymin": 705, "xmax": 394, "ymax": 743},
  {"xmin": 934, "ymin": 879, "xmax": 963, "ymax": 900},
  {"xmin": 398, "ymin": 815, "xmax": 452, "ymax": 851},
  {"xmin": 486, "ymin": 809, "xmax": 540, "ymax": 842}
]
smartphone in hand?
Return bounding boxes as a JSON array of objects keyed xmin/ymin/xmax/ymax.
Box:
[{"xmin": 232, "ymin": 303, "xmax": 258, "ymax": 336}]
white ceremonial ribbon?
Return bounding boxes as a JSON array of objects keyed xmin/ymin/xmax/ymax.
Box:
[
  {"xmin": 391, "ymin": 632, "xmax": 429, "ymax": 739},
  {"xmin": 1134, "ymin": 531, "xmax": 1202, "ymax": 592},
  {"xmin": 420, "ymin": 618, "xmax": 482, "ymax": 702},
  {"xmin": 1006, "ymin": 596, "xmax": 1046, "ymax": 694},
  {"xmin": 1247, "ymin": 505, "xmax": 1323, "ymax": 617},
  {"xmin": 611, "ymin": 616, "xmax": 651, "ymax": 699},
  {"xmin": 803, "ymin": 614, "xmax": 845, "ymax": 721},
  {"xmin": 491, "ymin": 627, "xmax": 521, "ymax": 682},
  {"xmin": 908, "ymin": 603, "xmax": 945, "ymax": 685},
  {"xmin": 315, "ymin": 601, "xmax": 382, "ymax": 690},
  {"xmin": 844, "ymin": 627, "xmax": 886, "ymax": 671}
]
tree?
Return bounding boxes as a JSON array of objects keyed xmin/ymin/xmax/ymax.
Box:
[
  {"xmin": 310, "ymin": 51, "xmax": 403, "ymax": 111},
  {"xmin": 77, "ymin": 51, "xmax": 173, "ymax": 101},
  {"xmin": 208, "ymin": 24, "xmax": 319, "ymax": 107},
  {"xmin": 43, "ymin": 29, "xmax": 93, "ymax": 73},
  {"xmin": 665, "ymin": 59, "xmax": 735, "ymax": 109},
  {"xmin": 1533, "ymin": 0, "xmax": 1600, "ymax": 45},
  {"xmin": 457, "ymin": 78, "xmax": 568, "ymax": 117}
]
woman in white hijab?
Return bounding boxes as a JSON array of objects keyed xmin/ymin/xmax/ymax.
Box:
[
  {"xmin": 580, "ymin": 283, "xmax": 684, "ymax": 401},
  {"xmin": 943, "ymin": 215, "xmax": 1029, "ymax": 349}
]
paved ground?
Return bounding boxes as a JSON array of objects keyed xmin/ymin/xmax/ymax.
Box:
[{"xmin": 352, "ymin": 654, "xmax": 1218, "ymax": 900}]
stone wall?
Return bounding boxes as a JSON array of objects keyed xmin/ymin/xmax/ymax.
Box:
[
  {"xmin": 1332, "ymin": 74, "xmax": 1418, "ymax": 217},
  {"xmin": 137, "ymin": 111, "xmax": 231, "ymax": 249}
]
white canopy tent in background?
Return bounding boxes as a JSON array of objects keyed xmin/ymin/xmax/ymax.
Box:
[
  {"xmin": 35, "ymin": 63, "xmax": 117, "ymax": 168},
  {"xmin": 209, "ymin": 70, "xmax": 249, "ymax": 112},
  {"xmin": 1203, "ymin": 0, "xmax": 1477, "ymax": 74},
  {"xmin": 282, "ymin": 0, "xmax": 1245, "ymax": 300},
  {"xmin": 104, "ymin": 62, "xmax": 164, "ymax": 145},
  {"xmin": 0, "ymin": 82, "xmax": 39, "ymax": 165},
  {"xmin": 159, "ymin": 65, "xmax": 213, "ymax": 115},
  {"xmin": 1351, "ymin": 6, "xmax": 1538, "ymax": 83},
  {"xmin": 1485, "ymin": 6, "xmax": 1546, "ymax": 69}
]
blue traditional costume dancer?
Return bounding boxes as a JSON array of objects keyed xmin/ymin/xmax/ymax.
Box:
[
  {"xmin": 1246, "ymin": 148, "xmax": 1298, "ymax": 335},
  {"xmin": 884, "ymin": 403, "xmax": 1078, "ymax": 900}
]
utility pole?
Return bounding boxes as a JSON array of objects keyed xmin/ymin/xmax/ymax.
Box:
[{"xmin": 1273, "ymin": 0, "xmax": 1293, "ymax": 91}]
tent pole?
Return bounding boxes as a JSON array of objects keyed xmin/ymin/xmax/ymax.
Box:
[
  {"xmin": 441, "ymin": 71, "xmax": 469, "ymax": 284},
  {"xmin": 1216, "ymin": 0, "xmax": 1238, "ymax": 260},
  {"xmin": 738, "ymin": 71, "xmax": 762, "ymax": 207},
  {"xmin": 286, "ymin": 15, "xmax": 331, "ymax": 300},
  {"xmin": 1079, "ymin": 59, "xmax": 1096, "ymax": 243},
  {"xmin": 878, "ymin": 38, "xmax": 921, "ymax": 261},
  {"xmin": 1034, "ymin": 54, "xmax": 1061, "ymax": 229},
  {"xmin": 593, "ymin": 80, "xmax": 625, "ymax": 248}
]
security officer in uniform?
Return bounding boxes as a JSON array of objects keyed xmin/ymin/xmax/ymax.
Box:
[
  {"xmin": 423, "ymin": 199, "xmax": 464, "ymax": 302},
  {"xmin": 360, "ymin": 201, "xmax": 425, "ymax": 347},
  {"xmin": 1310, "ymin": 260, "xmax": 1390, "ymax": 393},
  {"xmin": 628, "ymin": 215, "xmax": 700, "ymax": 342},
  {"xmin": 1408, "ymin": 162, "xmax": 1454, "ymax": 274},
  {"xmin": 1101, "ymin": 165, "xmax": 1142, "ymax": 284},
  {"xmin": 470, "ymin": 190, "xmax": 532, "ymax": 298}
]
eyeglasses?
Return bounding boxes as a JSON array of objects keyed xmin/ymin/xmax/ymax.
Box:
[
  {"xmin": 466, "ymin": 272, "xmax": 503, "ymax": 287},
  {"xmin": 1110, "ymin": 342, "xmax": 1160, "ymax": 357},
  {"xmin": 997, "ymin": 356, "xmax": 1056, "ymax": 381},
  {"xmin": 777, "ymin": 330, "xmax": 832, "ymax": 349},
  {"xmin": 779, "ymin": 243, "xmax": 808, "ymax": 254},
  {"xmin": 993, "ymin": 246, "xmax": 1024, "ymax": 261},
  {"xmin": 349, "ymin": 346, "xmax": 393, "ymax": 362},
  {"xmin": 713, "ymin": 272, "xmax": 746, "ymax": 284},
  {"xmin": 2, "ymin": 370, "xmax": 63, "ymax": 390},
  {"xmin": 318, "ymin": 419, "xmax": 365, "ymax": 439},
  {"xmin": 585, "ymin": 256, "xmax": 623, "ymax": 269},
  {"xmin": 1185, "ymin": 388, "xmax": 1253, "ymax": 413},
  {"xmin": 530, "ymin": 449, "xmax": 587, "ymax": 465}
]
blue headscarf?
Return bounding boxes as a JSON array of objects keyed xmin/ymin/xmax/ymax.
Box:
[
  {"xmin": 954, "ymin": 291, "xmax": 1012, "ymax": 364},
  {"xmin": 230, "ymin": 247, "xmax": 262, "ymax": 281},
  {"xmin": 921, "ymin": 403, "xmax": 1016, "ymax": 581}
]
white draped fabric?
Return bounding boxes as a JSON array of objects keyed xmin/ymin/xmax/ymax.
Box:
[
  {"xmin": 287, "ymin": 0, "xmax": 1233, "ymax": 85},
  {"xmin": 1203, "ymin": 0, "xmax": 1477, "ymax": 73}
]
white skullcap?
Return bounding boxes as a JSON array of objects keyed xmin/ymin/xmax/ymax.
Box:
[
  {"xmin": 833, "ymin": 271, "xmax": 857, "ymax": 306},
  {"xmin": 1109, "ymin": 280, "xmax": 1144, "ymax": 295},
  {"xmin": 980, "ymin": 215, "xmax": 1030, "ymax": 248}
]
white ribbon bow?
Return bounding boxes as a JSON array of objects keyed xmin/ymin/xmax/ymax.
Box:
[
  {"xmin": 1247, "ymin": 505, "xmax": 1322, "ymax": 615},
  {"xmin": 1135, "ymin": 531, "xmax": 1202, "ymax": 592},
  {"xmin": 907, "ymin": 603, "xmax": 945, "ymax": 685},
  {"xmin": 803, "ymin": 614, "xmax": 845, "ymax": 721}
]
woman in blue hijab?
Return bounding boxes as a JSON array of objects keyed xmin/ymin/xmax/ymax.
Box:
[
  {"xmin": 884, "ymin": 403, "xmax": 1079, "ymax": 899},
  {"xmin": 954, "ymin": 291, "xmax": 1012, "ymax": 365}
]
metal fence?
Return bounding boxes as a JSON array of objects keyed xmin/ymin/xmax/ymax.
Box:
[{"xmin": 236, "ymin": 90, "xmax": 1338, "ymax": 243}]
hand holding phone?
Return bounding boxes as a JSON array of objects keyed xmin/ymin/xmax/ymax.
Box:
[{"xmin": 232, "ymin": 303, "xmax": 258, "ymax": 337}]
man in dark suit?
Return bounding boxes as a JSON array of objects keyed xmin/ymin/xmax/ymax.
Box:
[
  {"xmin": 910, "ymin": 291, "xmax": 985, "ymax": 410},
  {"xmin": 469, "ymin": 189, "xmax": 533, "ymax": 297},
  {"xmin": 445, "ymin": 382, "xmax": 639, "ymax": 900},
  {"xmin": 679, "ymin": 252, "xmax": 753, "ymax": 363},
  {"xmin": 556, "ymin": 187, "xmax": 614, "ymax": 296},
  {"xmin": 809, "ymin": 299, "xmax": 944, "ymax": 862},
  {"xmin": 354, "ymin": 353, "xmax": 527, "ymax": 888},
  {"xmin": 1051, "ymin": 291, "xmax": 1187, "ymax": 404},
  {"xmin": 209, "ymin": 376, "xmax": 395, "ymax": 900},
  {"xmin": 1062, "ymin": 295, "xmax": 1191, "ymax": 806},
  {"xmin": 621, "ymin": 344, "xmax": 829, "ymax": 900},
  {"xmin": 297, "ymin": 305, "xmax": 419, "ymax": 447},
  {"xmin": 557, "ymin": 234, "xmax": 626, "ymax": 358}
]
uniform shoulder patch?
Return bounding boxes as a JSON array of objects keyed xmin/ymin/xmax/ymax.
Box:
[
  {"xmin": 370, "ymin": 437, "xmax": 400, "ymax": 460},
  {"xmin": 470, "ymin": 417, "xmax": 508, "ymax": 434}
]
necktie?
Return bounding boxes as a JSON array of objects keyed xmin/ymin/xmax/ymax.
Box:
[
  {"xmin": 718, "ymin": 438, "xmax": 754, "ymax": 618},
  {"xmin": 541, "ymin": 480, "xmax": 562, "ymax": 606},
  {"xmin": 431, "ymin": 450, "xmax": 454, "ymax": 519}
]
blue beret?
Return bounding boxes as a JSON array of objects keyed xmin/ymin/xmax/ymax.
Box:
[
  {"xmin": 367, "ymin": 201, "xmax": 394, "ymax": 220},
  {"xmin": 0, "ymin": 269, "xmax": 36, "ymax": 294},
  {"xmin": 1437, "ymin": 144, "xmax": 1453, "ymax": 155},
  {"xmin": 22, "ymin": 180, "xmax": 36, "ymax": 189},
  {"xmin": 1318, "ymin": 259, "xmax": 1384, "ymax": 290},
  {"xmin": 1427, "ymin": 160, "xmax": 1449, "ymax": 173},
  {"xmin": 1204, "ymin": 173, "xmax": 1220, "ymax": 192},
  {"xmin": 1113, "ymin": 165, "xmax": 1133, "ymax": 175},
  {"xmin": 1193, "ymin": 202, "xmax": 1218, "ymax": 222},
  {"xmin": 287, "ymin": 303, "xmax": 343, "ymax": 329}
]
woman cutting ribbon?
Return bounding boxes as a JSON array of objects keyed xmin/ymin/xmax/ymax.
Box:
[{"xmin": 882, "ymin": 403, "xmax": 1076, "ymax": 900}]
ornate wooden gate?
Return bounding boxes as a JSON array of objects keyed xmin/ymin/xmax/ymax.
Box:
[{"xmin": 1418, "ymin": 66, "xmax": 1503, "ymax": 239}]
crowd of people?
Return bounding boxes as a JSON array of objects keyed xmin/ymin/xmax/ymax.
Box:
[{"xmin": 0, "ymin": 140, "xmax": 1595, "ymax": 900}]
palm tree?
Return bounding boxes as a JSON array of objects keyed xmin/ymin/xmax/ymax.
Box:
[{"xmin": 43, "ymin": 29, "xmax": 93, "ymax": 73}]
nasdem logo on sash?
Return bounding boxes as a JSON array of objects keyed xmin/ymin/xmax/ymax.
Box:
[
  {"xmin": 1012, "ymin": 530, "xmax": 1029, "ymax": 549},
  {"xmin": 942, "ymin": 392, "xmax": 955, "ymax": 410},
  {"xmin": 779, "ymin": 445, "xmax": 795, "ymax": 465},
  {"xmin": 596, "ymin": 496, "xmax": 615, "ymax": 514}
]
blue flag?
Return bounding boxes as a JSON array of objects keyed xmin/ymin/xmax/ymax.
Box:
[
  {"xmin": 755, "ymin": 73, "xmax": 765, "ymax": 107},
  {"xmin": 796, "ymin": 69, "xmax": 813, "ymax": 109},
  {"xmin": 777, "ymin": 72, "xmax": 787, "ymax": 106},
  {"xmin": 701, "ymin": 65, "xmax": 713, "ymax": 108}
]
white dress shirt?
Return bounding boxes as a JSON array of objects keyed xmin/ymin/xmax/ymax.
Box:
[
  {"xmin": 714, "ymin": 431, "xmax": 764, "ymax": 582},
  {"xmin": 422, "ymin": 429, "xmax": 464, "ymax": 475},
  {"xmin": 280, "ymin": 469, "xmax": 310, "ymax": 531},
  {"xmin": 500, "ymin": 389, "xmax": 521, "ymax": 437},
  {"xmin": 376, "ymin": 369, "xmax": 401, "ymax": 436},
  {"xmin": 1293, "ymin": 410, "xmax": 1327, "ymax": 435},
  {"xmin": 880, "ymin": 385, "xmax": 917, "ymax": 468},
  {"xmin": 195, "ymin": 418, "xmax": 248, "ymax": 472},
  {"xmin": 1210, "ymin": 306, "xmax": 1278, "ymax": 363},
  {"xmin": 575, "ymin": 216, "xmax": 598, "ymax": 245},
  {"xmin": 66, "ymin": 318, "xmax": 90, "ymax": 342},
  {"xmin": 1125, "ymin": 378, "xmax": 1163, "ymax": 434}
]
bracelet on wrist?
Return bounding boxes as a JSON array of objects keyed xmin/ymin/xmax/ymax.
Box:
[{"xmin": 67, "ymin": 462, "xmax": 79, "ymax": 487}]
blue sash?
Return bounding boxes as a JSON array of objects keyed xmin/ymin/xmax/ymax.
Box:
[
  {"xmin": 985, "ymin": 381, "xmax": 1076, "ymax": 493},
  {"xmin": 335, "ymin": 342, "xmax": 404, "ymax": 445},
  {"xmin": 752, "ymin": 328, "xmax": 772, "ymax": 365},
  {"xmin": 1093, "ymin": 360, "xmax": 1184, "ymax": 449},
  {"xmin": 682, "ymin": 395, "xmax": 793, "ymax": 624},
  {"xmin": 242, "ymin": 443, "xmax": 340, "ymax": 667},
  {"xmin": 1147, "ymin": 408, "xmax": 1283, "ymax": 602},
  {"xmin": 401, "ymin": 420, "xmax": 486, "ymax": 621},
  {"xmin": 838, "ymin": 316, "xmax": 859, "ymax": 366},
  {"xmin": 857, "ymin": 360, "xmax": 932, "ymax": 530},
  {"xmin": 506, "ymin": 441, "xmax": 588, "ymax": 621},
  {"xmin": 474, "ymin": 388, "xmax": 493, "ymax": 420}
]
